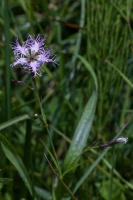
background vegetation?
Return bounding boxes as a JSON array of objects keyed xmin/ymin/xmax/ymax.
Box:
[{"xmin": 0, "ymin": 0, "xmax": 133, "ymax": 199}]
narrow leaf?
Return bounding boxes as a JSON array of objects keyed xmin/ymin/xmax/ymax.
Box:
[
  {"xmin": 63, "ymin": 91, "xmax": 97, "ymax": 171},
  {"xmin": 0, "ymin": 114, "xmax": 30, "ymax": 131},
  {"xmin": 35, "ymin": 186, "xmax": 52, "ymax": 200},
  {"xmin": 0, "ymin": 133, "xmax": 33, "ymax": 196},
  {"xmin": 106, "ymin": 60, "xmax": 133, "ymax": 89},
  {"xmin": 63, "ymin": 57, "xmax": 98, "ymax": 172},
  {"xmin": 72, "ymin": 120, "xmax": 130, "ymax": 194},
  {"xmin": 78, "ymin": 55, "xmax": 98, "ymax": 92}
]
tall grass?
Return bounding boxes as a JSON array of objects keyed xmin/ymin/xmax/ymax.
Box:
[{"xmin": 0, "ymin": 0, "xmax": 133, "ymax": 199}]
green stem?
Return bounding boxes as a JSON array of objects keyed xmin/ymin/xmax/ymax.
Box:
[
  {"xmin": 32, "ymin": 78, "xmax": 61, "ymax": 176},
  {"xmin": 44, "ymin": 153, "xmax": 77, "ymax": 200},
  {"xmin": 109, "ymin": 147, "xmax": 115, "ymax": 200},
  {"xmin": 4, "ymin": 0, "xmax": 11, "ymax": 120}
]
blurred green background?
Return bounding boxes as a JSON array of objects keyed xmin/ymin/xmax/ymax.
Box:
[{"xmin": 0, "ymin": 0, "xmax": 133, "ymax": 199}]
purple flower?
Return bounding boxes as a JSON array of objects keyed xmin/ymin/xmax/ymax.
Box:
[
  {"xmin": 10, "ymin": 34, "xmax": 57, "ymax": 77},
  {"xmin": 99, "ymin": 137, "xmax": 128, "ymax": 148}
]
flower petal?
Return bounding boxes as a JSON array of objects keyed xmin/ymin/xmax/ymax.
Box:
[
  {"xmin": 11, "ymin": 39, "xmax": 28, "ymax": 56},
  {"xmin": 29, "ymin": 61, "xmax": 41, "ymax": 76},
  {"xmin": 38, "ymin": 51, "xmax": 56, "ymax": 64},
  {"xmin": 116, "ymin": 137, "xmax": 128, "ymax": 144},
  {"xmin": 11, "ymin": 58, "xmax": 27, "ymax": 67},
  {"xmin": 30, "ymin": 41, "xmax": 40, "ymax": 53}
]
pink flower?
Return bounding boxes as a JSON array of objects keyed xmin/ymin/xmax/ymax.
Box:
[{"xmin": 10, "ymin": 34, "xmax": 57, "ymax": 77}]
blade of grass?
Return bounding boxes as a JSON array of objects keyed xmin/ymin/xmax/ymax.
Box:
[
  {"xmin": 0, "ymin": 133, "xmax": 34, "ymax": 196},
  {"xmin": 72, "ymin": 119, "xmax": 130, "ymax": 194},
  {"xmin": 63, "ymin": 91, "xmax": 97, "ymax": 172},
  {"xmin": 44, "ymin": 153, "xmax": 77, "ymax": 200},
  {"xmin": 0, "ymin": 114, "xmax": 30, "ymax": 131},
  {"xmin": 35, "ymin": 186, "xmax": 52, "ymax": 200},
  {"xmin": 4, "ymin": 0, "xmax": 11, "ymax": 120},
  {"xmin": 106, "ymin": 60, "xmax": 133, "ymax": 89},
  {"xmin": 63, "ymin": 57, "xmax": 98, "ymax": 171},
  {"xmin": 41, "ymin": 139, "xmax": 61, "ymax": 176},
  {"xmin": 77, "ymin": 55, "xmax": 98, "ymax": 92},
  {"xmin": 71, "ymin": 0, "xmax": 85, "ymax": 65}
]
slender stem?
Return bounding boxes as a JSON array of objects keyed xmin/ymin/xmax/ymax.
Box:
[
  {"xmin": 31, "ymin": 77, "xmax": 61, "ymax": 176},
  {"xmin": 44, "ymin": 153, "xmax": 77, "ymax": 200},
  {"xmin": 109, "ymin": 147, "xmax": 115, "ymax": 200}
]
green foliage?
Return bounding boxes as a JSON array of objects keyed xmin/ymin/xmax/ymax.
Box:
[
  {"xmin": 0, "ymin": 134, "xmax": 34, "ymax": 196},
  {"xmin": 96, "ymin": 180, "xmax": 126, "ymax": 200},
  {"xmin": 0, "ymin": 0, "xmax": 133, "ymax": 199}
]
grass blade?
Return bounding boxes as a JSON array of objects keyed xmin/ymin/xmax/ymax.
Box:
[
  {"xmin": 0, "ymin": 133, "xmax": 34, "ymax": 196},
  {"xmin": 78, "ymin": 55, "xmax": 98, "ymax": 92},
  {"xmin": 35, "ymin": 186, "xmax": 52, "ymax": 200},
  {"xmin": 63, "ymin": 91, "xmax": 97, "ymax": 171},
  {"xmin": 0, "ymin": 114, "xmax": 30, "ymax": 131},
  {"xmin": 4, "ymin": 0, "xmax": 11, "ymax": 120},
  {"xmin": 106, "ymin": 60, "xmax": 133, "ymax": 89},
  {"xmin": 63, "ymin": 58, "xmax": 98, "ymax": 172},
  {"xmin": 72, "ymin": 120, "xmax": 130, "ymax": 194}
]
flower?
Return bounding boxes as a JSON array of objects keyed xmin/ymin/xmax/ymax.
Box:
[
  {"xmin": 99, "ymin": 137, "xmax": 128, "ymax": 148},
  {"xmin": 116, "ymin": 137, "xmax": 128, "ymax": 144},
  {"xmin": 10, "ymin": 34, "xmax": 57, "ymax": 77}
]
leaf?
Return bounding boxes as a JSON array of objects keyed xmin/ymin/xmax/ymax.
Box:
[
  {"xmin": 35, "ymin": 186, "xmax": 52, "ymax": 200},
  {"xmin": 0, "ymin": 178, "xmax": 12, "ymax": 184},
  {"xmin": 105, "ymin": 60, "xmax": 133, "ymax": 89},
  {"xmin": 0, "ymin": 133, "xmax": 33, "ymax": 196},
  {"xmin": 0, "ymin": 115, "xmax": 30, "ymax": 131},
  {"xmin": 78, "ymin": 55, "xmax": 98, "ymax": 92},
  {"xmin": 63, "ymin": 56, "xmax": 98, "ymax": 172}
]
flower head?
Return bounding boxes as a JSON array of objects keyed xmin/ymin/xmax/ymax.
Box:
[
  {"xmin": 10, "ymin": 34, "xmax": 57, "ymax": 77},
  {"xmin": 100, "ymin": 137, "xmax": 128, "ymax": 148},
  {"xmin": 116, "ymin": 137, "xmax": 128, "ymax": 144}
]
